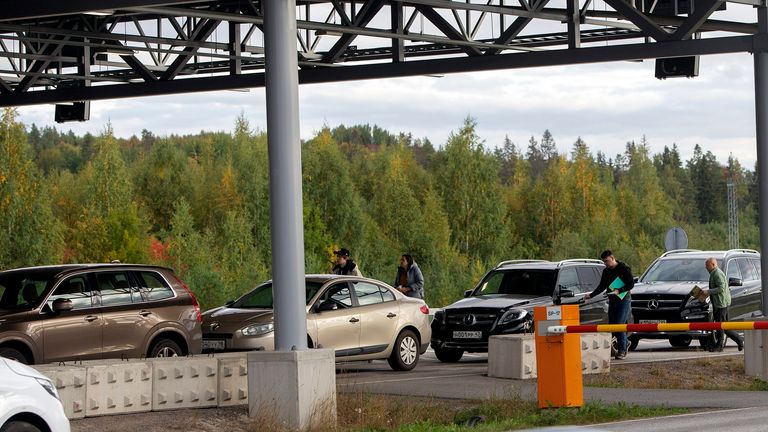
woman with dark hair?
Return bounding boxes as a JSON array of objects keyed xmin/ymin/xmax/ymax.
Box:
[{"xmin": 394, "ymin": 254, "xmax": 424, "ymax": 299}]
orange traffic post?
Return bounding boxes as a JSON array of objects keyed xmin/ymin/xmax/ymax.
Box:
[{"xmin": 533, "ymin": 304, "xmax": 583, "ymax": 409}]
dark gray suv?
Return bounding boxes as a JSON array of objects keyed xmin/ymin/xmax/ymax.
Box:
[
  {"xmin": 629, "ymin": 249, "xmax": 762, "ymax": 351},
  {"xmin": 0, "ymin": 264, "xmax": 203, "ymax": 364},
  {"xmin": 430, "ymin": 259, "xmax": 609, "ymax": 362}
]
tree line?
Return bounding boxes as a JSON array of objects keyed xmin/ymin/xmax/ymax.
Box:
[{"xmin": 1, "ymin": 109, "xmax": 759, "ymax": 309}]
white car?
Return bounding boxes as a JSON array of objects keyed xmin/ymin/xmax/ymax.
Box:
[{"xmin": 0, "ymin": 358, "xmax": 70, "ymax": 432}]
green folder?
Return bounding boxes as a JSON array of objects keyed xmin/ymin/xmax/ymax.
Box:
[{"xmin": 608, "ymin": 277, "xmax": 627, "ymax": 300}]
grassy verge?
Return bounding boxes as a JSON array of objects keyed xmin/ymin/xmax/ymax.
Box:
[
  {"xmin": 336, "ymin": 394, "xmax": 685, "ymax": 431},
  {"xmin": 584, "ymin": 357, "xmax": 768, "ymax": 391}
]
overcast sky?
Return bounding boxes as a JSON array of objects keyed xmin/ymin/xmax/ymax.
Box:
[{"xmin": 16, "ymin": 50, "xmax": 758, "ymax": 167}]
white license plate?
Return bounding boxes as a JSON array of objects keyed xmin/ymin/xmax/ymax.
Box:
[
  {"xmin": 639, "ymin": 319, "xmax": 666, "ymax": 324},
  {"xmin": 453, "ymin": 330, "xmax": 482, "ymax": 339},
  {"xmin": 202, "ymin": 339, "xmax": 225, "ymax": 350}
]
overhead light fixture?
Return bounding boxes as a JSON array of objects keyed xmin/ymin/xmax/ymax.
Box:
[
  {"xmin": 315, "ymin": 29, "xmax": 343, "ymax": 37},
  {"xmin": 300, "ymin": 52, "xmax": 323, "ymax": 60},
  {"xmin": 85, "ymin": 10, "xmax": 114, "ymax": 16}
]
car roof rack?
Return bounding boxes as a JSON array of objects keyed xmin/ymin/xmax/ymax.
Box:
[
  {"xmin": 659, "ymin": 249, "xmax": 702, "ymax": 258},
  {"xmin": 495, "ymin": 259, "xmax": 549, "ymax": 268},
  {"xmin": 725, "ymin": 249, "xmax": 760, "ymax": 257},
  {"xmin": 557, "ymin": 259, "xmax": 603, "ymax": 267}
]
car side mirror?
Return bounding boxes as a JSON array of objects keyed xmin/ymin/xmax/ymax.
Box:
[
  {"xmin": 463, "ymin": 290, "xmax": 473, "ymax": 298},
  {"xmin": 558, "ymin": 288, "xmax": 575, "ymax": 298},
  {"xmin": 317, "ymin": 300, "xmax": 338, "ymax": 312},
  {"xmin": 633, "ymin": 277, "xmax": 639, "ymax": 283},
  {"xmin": 729, "ymin": 277, "xmax": 743, "ymax": 287},
  {"xmin": 52, "ymin": 298, "xmax": 73, "ymax": 312}
]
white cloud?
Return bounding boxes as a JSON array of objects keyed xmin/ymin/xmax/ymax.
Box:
[{"xmin": 16, "ymin": 51, "xmax": 760, "ymax": 166}]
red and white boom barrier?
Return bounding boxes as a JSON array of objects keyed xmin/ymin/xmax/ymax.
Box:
[{"xmin": 547, "ymin": 321, "xmax": 768, "ymax": 334}]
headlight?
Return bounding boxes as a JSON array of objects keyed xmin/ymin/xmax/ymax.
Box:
[
  {"xmin": 498, "ymin": 309, "xmax": 528, "ymax": 325},
  {"xmin": 240, "ymin": 322, "xmax": 274, "ymax": 336},
  {"xmin": 433, "ymin": 310, "xmax": 444, "ymax": 323},
  {"xmin": 35, "ymin": 377, "xmax": 60, "ymax": 400}
]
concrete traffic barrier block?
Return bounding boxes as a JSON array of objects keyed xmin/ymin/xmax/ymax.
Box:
[
  {"xmin": 34, "ymin": 364, "xmax": 87, "ymax": 420},
  {"xmin": 152, "ymin": 357, "xmax": 218, "ymax": 411},
  {"xmin": 84, "ymin": 360, "xmax": 152, "ymax": 416},
  {"xmin": 488, "ymin": 334, "xmax": 537, "ymax": 379},
  {"xmin": 215, "ymin": 352, "xmax": 249, "ymax": 407}
]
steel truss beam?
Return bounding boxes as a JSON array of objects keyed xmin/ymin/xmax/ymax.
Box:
[{"xmin": 0, "ymin": 0, "xmax": 761, "ymax": 106}]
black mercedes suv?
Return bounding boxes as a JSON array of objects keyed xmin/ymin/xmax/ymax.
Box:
[
  {"xmin": 430, "ymin": 259, "xmax": 610, "ymax": 362},
  {"xmin": 629, "ymin": 249, "xmax": 762, "ymax": 351}
]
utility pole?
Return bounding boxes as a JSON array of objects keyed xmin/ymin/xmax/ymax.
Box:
[{"xmin": 727, "ymin": 180, "xmax": 739, "ymax": 249}]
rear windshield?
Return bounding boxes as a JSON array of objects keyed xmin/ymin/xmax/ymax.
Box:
[
  {"xmin": 475, "ymin": 269, "xmax": 557, "ymax": 297},
  {"xmin": 641, "ymin": 258, "xmax": 722, "ymax": 282},
  {"xmin": 231, "ymin": 281, "xmax": 325, "ymax": 308},
  {"xmin": 0, "ymin": 270, "xmax": 57, "ymax": 309}
]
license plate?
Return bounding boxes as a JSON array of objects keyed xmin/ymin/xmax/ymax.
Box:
[
  {"xmin": 202, "ymin": 339, "xmax": 225, "ymax": 350},
  {"xmin": 453, "ymin": 330, "xmax": 482, "ymax": 339},
  {"xmin": 639, "ymin": 319, "xmax": 666, "ymax": 324}
]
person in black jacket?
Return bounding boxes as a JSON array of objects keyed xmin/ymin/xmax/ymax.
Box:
[
  {"xmin": 330, "ymin": 248, "xmax": 362, "ymax": 276},
  {"xmin": 585, "ymin": 250, "xmax": 634, "ymax": 360}
]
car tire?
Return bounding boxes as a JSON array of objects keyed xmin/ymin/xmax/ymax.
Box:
[
  {"xmin": 669, "ymin": 335, "xmax": 692, "ymax": 348},
  {"xmin": 387, "ymin": 330, "xmax": 420, "ymax": 371},
  {"xmin": 149, "ymin": 339, "xmax": 183, "ymax": 358},
  {"xmin": 433, "ymin": 346, "xmax": 464, "ymax": 363},
  {"xmin": 0, "ymin": 421, "xmax": 42, "ymax": 432},
  {"xmin": 628, "ymin": 336, "xmax": 639, "ymax": 352},
  {"xmin": 0, "ymin": 347, "xmax": 29, "ymax": 364}
]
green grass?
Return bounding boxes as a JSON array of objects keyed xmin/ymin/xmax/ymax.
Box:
[{"xmin": 334, "ymin": 395, "xmax": 687, "ymax": 432}]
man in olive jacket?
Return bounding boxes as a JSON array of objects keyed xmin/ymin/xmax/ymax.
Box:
[{"xmin": 704, "ymin": 257, "xmax": 743, "ymax": 351}]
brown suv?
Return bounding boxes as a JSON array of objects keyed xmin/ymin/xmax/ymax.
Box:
[{"xmin": 0, "ymin": 264, "xmax": 202, "ymax": 364}]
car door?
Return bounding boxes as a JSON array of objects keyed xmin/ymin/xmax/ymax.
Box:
[
  {"xmin": 309, "ymin": 282, "xmax": 361, "ymax": 357},
  {"xmin": 97, "ymin": 270, "xmax": 151, "ymax": 359},
  {"xmin": 576, "ymin": 266, "xmax": 607, "ymax": 324},
  {"xmin": 352, "ymin": 281, "xmax": 400, "ymax": 356},
  {"xmin": 731, "ymin": 258, "xmax": 761, "ymax": 320},
  {"xmin": 42, "ymin": 274, "xmax": 102, "ymax": 362}
]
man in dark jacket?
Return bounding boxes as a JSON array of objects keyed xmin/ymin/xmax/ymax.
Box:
[
  {"xmin": 330, "ymin": 248, "xmax": 362, "ymax": 276},
  {"xmin": 585, "ymin": 250, "xmax": 634, "ymax": 360}
]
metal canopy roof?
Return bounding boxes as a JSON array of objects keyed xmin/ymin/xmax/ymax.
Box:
[{"xmin": 0, "ymin": 0, "xmax": 761, "ymax": 106}]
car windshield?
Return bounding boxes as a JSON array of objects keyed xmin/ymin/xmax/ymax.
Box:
[
  {"xmin": 0, "ymin": 272, "xmax": 53, "ymax": 309},
  {"xmin": 230, "ymin": 281, "xmax": 325, "ymax": 308},
  {"xmin": 641, "ymin": 258, "xmax": 722, "ymax": 282},
  {"xmin": 475, "ymin": 269, "xmax": 557, "ymax": 297}
]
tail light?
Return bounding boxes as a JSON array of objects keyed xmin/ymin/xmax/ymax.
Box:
[
  {"xmin": 173, "ymin": 274, "xmax": 202, "ymax": 323},
  {"xmin": 420, "ymin": 305, "xmax": 429, "ymax": 315}
]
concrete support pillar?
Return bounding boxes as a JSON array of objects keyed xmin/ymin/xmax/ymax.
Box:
[{"xmin": 247, "ymin": 350, "xmax": 336, "ymax": 431}]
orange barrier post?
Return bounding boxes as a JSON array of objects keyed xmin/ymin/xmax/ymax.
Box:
[{"xmin": 533, "ymin": 305, "xmax": 583, "ymax": 408}]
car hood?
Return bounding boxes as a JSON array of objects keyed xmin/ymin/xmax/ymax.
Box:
[
  {"xmin": 632, "ymin": 281, "xmax": 700, "ymax": 295},
  {"xmin": 202, "ymin": 306, "xmax": 274, "ymax": 324},
  {"xmin": 444, "ymin": 294, "xmax": 551, "ymax": 310}
]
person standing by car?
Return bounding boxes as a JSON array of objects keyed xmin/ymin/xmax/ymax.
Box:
[
  {"xmin": 331, "ymin": 248, "xmax": 362, "ymax": 276},
  {"xmin": 585, "ymin": 250, "xmax": 634, "ymax": 360},
  {"xmin": 394, "ymin": 254, "xmax": 424, "ymax": 299},
  {"xmin": 704, "ymin": 257, "xmax": 744, "ymax": 352}
]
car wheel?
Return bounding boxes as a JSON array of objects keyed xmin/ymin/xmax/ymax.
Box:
[
  {"xmin": 433, "ymin": 346, "xmax": 464, "ymax": 363},
  {"xmin": 387, "ymin": 330, "xmax": 419, "ymax": 371},
  {"xmin": 628, "ymin": 336, "xmax": 639, "ymax": 352},
  {"xmin": 669, "ymin": 335, "xmax": 692, "ymax": 348},
  {"xmin": 149, "ymin": 339, "xmax": 183, "ymax": 358},
  {"xmin": 0, "ymin": 347, "xmax": 29, "ymax": 364},
  {"xmin": 0, "ymin": 421, "xmax": 42, "ymax": 432}
]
